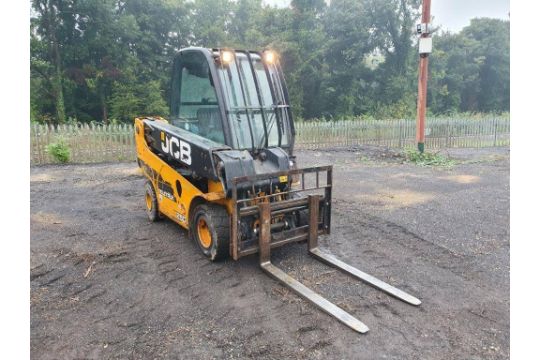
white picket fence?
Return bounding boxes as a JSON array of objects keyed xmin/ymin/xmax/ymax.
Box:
[
  {"xmin": 30, "ymin": 123, "xmax": 135, "ymax": 165},
  {"xmin": 294, "ymin": 117, "xmax": 509, "ymax": 150},
  {"xmin": 31, "ymin": 117, "xmax": 510, "ymax": 165}
]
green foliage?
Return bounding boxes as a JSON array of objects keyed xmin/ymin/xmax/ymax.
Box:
[
  {"xmin": 372, "ymin": 96, "xmax": 417, "ymax": 119},
  {"xmin": 404, "ymin": 148, "xmax": 455, "ymax": 167},
  {"xmin": 429, "ymin": 19, "xmax": 509, "ymax": 114},
  {"xmin": 46, "ymin": 138, "xmax": 71, "ymax": 163},
  {"xmin": 141, "ymin": 81, "xmax": 169, "ymax": 117},
  {"xmin": 109, "ymin": 82, "xmax": 141, "ymax": 123},
  {"xmin": 30, "ymin": 0, "xmax": 509, "ymax": 125},
  {"xmin": 109, "ymin": 79, "xmax": 168, "ymax": 122}
]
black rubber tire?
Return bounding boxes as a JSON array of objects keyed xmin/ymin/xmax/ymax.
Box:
[
  {"xmin": 144, "ymin": 181, "xmax": 161, "ymax": 222},
  {"xmin": 190, "ymin": 203, "xmax": 230, "ymax": 261}
]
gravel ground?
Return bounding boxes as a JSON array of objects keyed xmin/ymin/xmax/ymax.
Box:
[{"xmin": 30, "ymin": 147, "xmax": 509, "ymax": 359}]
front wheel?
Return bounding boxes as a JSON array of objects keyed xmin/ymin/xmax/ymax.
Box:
[{"xmin": 190, "ymin": 203, "xmax": 230, "ymax": 261}]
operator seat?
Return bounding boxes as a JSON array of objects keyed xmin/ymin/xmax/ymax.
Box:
[{"xmin": 197, "ymin": 107, "xmax": 224, "ymax": 144}]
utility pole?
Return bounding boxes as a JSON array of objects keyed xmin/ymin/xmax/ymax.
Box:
[{"xmin": 416, "ymin": 0, "xmax": 432, "ymax": 153}]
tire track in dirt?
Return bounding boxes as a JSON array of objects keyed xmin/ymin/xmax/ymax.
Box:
[
  {"xmin": 31, "ymin": 157, "xmax": 509, "ymax": 360},
  {"xmin": 332, "ymin": 198, "xmax": 484, "ymax": 280}
]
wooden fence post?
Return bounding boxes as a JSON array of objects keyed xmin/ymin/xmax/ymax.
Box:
[{"xmin": 493, "ymin": 118, "xmax": 498, "ymax": 147}]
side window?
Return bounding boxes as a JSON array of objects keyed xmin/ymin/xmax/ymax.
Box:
[{"xmin": 171, "ymin": 52, "xmax": 224, "ymax": 144}]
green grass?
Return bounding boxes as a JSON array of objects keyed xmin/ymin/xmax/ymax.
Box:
[
  {"xmin": 46, "ymin": 138, "xmax": 71, "ymax": 163},
  {"xmin": 404, "ymin": 148, "xmax": 456, "ymax": 167}
]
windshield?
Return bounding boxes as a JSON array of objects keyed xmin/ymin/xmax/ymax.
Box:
[{"xmin": 217, "ymin": 51, "xmax": 290, "ymax": 150}]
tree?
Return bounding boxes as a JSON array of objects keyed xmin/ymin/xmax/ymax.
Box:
[
  {"xmin": 429, "ymin": 18, "xmax": 510, "ymax": 113},
  {"xmin": 30, "ymin": 0, "xmax": 510, "ymax": 123},
  {"xmin": 31, "ymin": 0, "xmax": 69, "ymax": 123},
  {"xmin": 285, "ymin": 0, "xmax": 328, "ymax": 118},
  {"xmin": 322, "ymin": 0, "xmax": 375, "ymax": 117},
  {"xmin": 366, "ymin": 0, "xmax": 421, "ymax": 118},
  {"xmin": 464, "ymin": 18, "xmax": 510, "ymax": 112}
]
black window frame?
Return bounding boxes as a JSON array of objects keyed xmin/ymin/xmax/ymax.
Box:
[{"xmin": 169, "ymin": 48, "xmax": 232, "ymax": 146}]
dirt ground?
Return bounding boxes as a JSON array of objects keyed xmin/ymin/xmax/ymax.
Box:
[{"xmin": 30, "ymin": 147, "xmax": 509, "ymax": 360}]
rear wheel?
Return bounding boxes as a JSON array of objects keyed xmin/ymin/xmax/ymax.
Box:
[
  {"xmin": 190, "ymin": 203, "xmax": 230, "ymax": 261},
  {"xmin": 145, "ymin": 181, "xmax": 162, "ymax": 222}
]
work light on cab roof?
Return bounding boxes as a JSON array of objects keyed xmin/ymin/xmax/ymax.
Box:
[
  {"xmin": 263, "ymin": 50, "xmax": 276, "ymax": 63},
  {"xmin": 220, "ymin": 50, "xmax": 234, "ymax": 64}
]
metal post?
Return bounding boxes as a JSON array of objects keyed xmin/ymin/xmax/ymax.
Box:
[
  {"xmin": 231, "ymin": 182, "xmax": 239, "ymax": 260},
  {"xmin": 258, "ymin": 202, "xmax": 271, "ymax": 265},
  {"xmin": 416, "ymin": 0, "xmax": 431, "ymax": 153},
  {"xmin": 307, "ymin": 195, "xmax": 320, "ymax": 251},
  {"xmin": 325, "ymin": 169, "xmax": 332, "ymax": 233}
]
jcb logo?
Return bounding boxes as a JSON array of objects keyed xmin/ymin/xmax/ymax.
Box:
[{"xmin": 161, "ymin": 132, "xmax": 192, "ymax": 165}]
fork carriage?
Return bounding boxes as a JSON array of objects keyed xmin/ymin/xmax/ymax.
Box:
[{"xmin": 231, "ymin": 166, "xmax": 420, "ymax": 334}]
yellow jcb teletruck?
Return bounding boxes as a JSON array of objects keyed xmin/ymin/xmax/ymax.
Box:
[{"xmin": 135, "ymin": 48, "xmax": 421, "ymax": 333}]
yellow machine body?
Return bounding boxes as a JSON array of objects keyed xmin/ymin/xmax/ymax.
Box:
[{"xmin": 134, "ymin": 117, "xmax": 234, "ymax": 229}]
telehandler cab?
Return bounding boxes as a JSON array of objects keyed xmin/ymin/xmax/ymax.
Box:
[{"xmin": 135, "ymin": 47, "xmax": 421, "ymax": 333}]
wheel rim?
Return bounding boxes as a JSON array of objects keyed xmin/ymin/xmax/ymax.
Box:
[
  {"xmin": 145, "ymin": 191, "xmax": 152, "ymax": 211},
  {"xmin": 197, "ymin": 218, "xmax": 212, "ymax": 249}
]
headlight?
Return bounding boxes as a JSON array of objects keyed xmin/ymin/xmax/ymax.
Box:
[
  {"xmin": 221, "ymin": 50, "xmax": 234, "ymax": 64},
  {"xmin": 263, "ymin": 50, "xmax": 276, "ymax": 64}
]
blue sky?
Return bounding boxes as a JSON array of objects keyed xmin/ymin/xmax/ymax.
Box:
[{"xmin": 262, "ymin": 0, "xmax": 510, "ymax": 33}]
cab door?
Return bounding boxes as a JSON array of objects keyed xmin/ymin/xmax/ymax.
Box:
[{"xmin": 170, "ymin": 49, "xmax": 228, "ymax": 145}]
